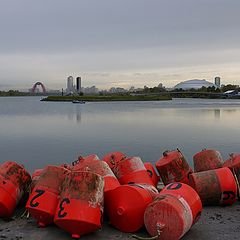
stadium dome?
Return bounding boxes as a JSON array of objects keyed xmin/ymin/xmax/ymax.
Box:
[{"xmin": 174, "ymin": 79, "xmax": 215, "ymax": 90}]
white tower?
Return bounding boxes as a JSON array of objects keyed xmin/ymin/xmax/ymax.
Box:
[
  {"xmin": 215, "ymin": 77, "xmax": 221, "ymax": 88},
  {"xmin": 67, "ymin": 76, "xmax": 74, "ymax": 93}
]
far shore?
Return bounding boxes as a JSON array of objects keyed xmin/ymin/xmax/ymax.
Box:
[{"xmin": 41, "ymin": 95, "xmax": 172, "ymax": 102}]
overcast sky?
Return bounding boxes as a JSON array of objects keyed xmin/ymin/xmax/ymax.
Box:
[{"xmin": 0, "ymin": 0, "xmax": 240, "ymax": 90}]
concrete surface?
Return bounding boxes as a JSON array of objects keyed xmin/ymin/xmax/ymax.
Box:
[{"xmin": 0, "ymin": 202, "xmax": 240, "ymax": 240}]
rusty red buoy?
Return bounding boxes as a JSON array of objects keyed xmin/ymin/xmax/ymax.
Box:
[
  {"xmin": 144, "ymin": 193, "xmax": 197, "ymax": 240},
  {"xmin": 193, "ymin": 149, "xmax": 223, "ymax": 172},
  {"xmin": 105, "ymin": 183, "xmax": 158, "ymax": 232},
  {"xmin": 26, "ymin": 165, "xmax": 69, "ymax": 227},
  {"xmin": 73, "ymin": 155, "xmax": 120, "ymax": 193},
  {"xmin": 189, "ymin": 167, "xmax": 237, "ymax": 206},
  {"xmin": 102, "ymin": 151, "xmax": 126, "ymax": 170},
  {"xmin": 155, "ymin": 149, "xmax": 193, "ymax": 185},
  {"xmin": 223, "ymin": 153, "xmax": 240, "ymax": 191},
  {"xmin": 112, "ymin": 156, "xmax": 154, "ymax": 186},
  {"xmin": 144, "ymin": 162, "xmax": 160, "ymax": 188},
  {"xmin": 54, "ymin": 171, "xmax": 104, "ymax": 239},
  {"xmin": 160, "ymin": 182, "xmax": 202, "ymax": 225},
  {"xmin": 0, "ymin": 161, "xmax": 31, "ymax": 217}
]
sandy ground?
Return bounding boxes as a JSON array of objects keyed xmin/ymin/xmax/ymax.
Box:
[{"xmin": 0, "ymin": 202, "xmax": 240, "ymax": 240}]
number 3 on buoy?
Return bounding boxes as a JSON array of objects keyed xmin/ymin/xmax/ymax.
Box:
[{"xmin": 58, "ymin": 198, "xmax": 70, "ymax": 218}]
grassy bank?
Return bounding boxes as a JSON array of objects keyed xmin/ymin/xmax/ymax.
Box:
[{"xmin": 41, "ymin": 94, "xmax": 172, "ymax": 102}]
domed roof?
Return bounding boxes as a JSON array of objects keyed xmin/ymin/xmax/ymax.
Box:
[{"xmin": 174, "ymin": 79, "xmax": 215, "ymax": 90}]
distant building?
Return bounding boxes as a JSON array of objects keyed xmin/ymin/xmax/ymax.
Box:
[
  {"xmin": 174, "ymin": 79, "xmax": 215, "ymax": 90},
  {"xmin": 76, "ymin": 77, "xmax": 82, "ymax": 93},
  {"xmin": 215, "ymin": 77, "xmax": 221, "ymax": 88},
  {"xmin": 67, "ymin": 76, "xmax": 74, "ymax": 93},
  {"xmin": 158, "ymin": 83, "xmax": 163, "ymax": 88}
]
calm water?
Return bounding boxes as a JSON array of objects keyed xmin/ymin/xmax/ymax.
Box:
[{"xmin": 0, "ymin": 97, "xmax": 240, "ymax": 173}]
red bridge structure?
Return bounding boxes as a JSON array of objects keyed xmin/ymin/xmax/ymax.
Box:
[{"xmin": 31, "ymin": 82, "xmax": 46, "ymax": 94}]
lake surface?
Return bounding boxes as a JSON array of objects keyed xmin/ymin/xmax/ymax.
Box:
[{"xmin": 0, "ymin": 97, "xmax": 240, "ymax": 173}]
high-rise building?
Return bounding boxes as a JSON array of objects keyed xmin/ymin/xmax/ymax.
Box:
[
  {"xmin": 76, "ymin": 77, "xmax": 81, "ymax": 93},
  {"xmin": 67, "ymin": 76, "xmax": 74, "ymax": 93},
  {"xmin": 215, "ymin": 77, "xmax": 221, "ymax": 88}
]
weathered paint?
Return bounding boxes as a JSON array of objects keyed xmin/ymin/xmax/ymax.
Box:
[
  {"xmin": 144, "ymin": 194, "xmax": 194, "ymax": 240},
  {"xmin": 193, "ymin": 149, "xmax": 223, "ymax": 172},
  {"xmin": 189, "ymin": 167, "xmax": 237, "ymax": 206},
  {"xmin": 112, "ymin": 157, "xmax": 154, "ymax": 185},
  {"xmin": 156, "ymin": 149, "xmax": 192, "ymax": 185},
  {"xmin": 26, "ymin": 165, "xmax": 69, "ymax": 227},
  {"xmin": 54, "ymin": 171, "xmax": 104, "ymax": 238}
]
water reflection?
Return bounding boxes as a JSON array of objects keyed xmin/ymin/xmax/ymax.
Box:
[{"xmin": 0, "ymin": 97, "xmax": 240, "ymax": 172}]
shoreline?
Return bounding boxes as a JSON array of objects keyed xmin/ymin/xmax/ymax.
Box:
[{"xmin": 0, "ymin": 202, "xmax": 239, "ymax": 239}]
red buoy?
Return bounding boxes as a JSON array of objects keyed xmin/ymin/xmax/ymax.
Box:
[
  {"xmin": 105, "ymin": 183, "xmax": 158, "ymax": 232},
  {"xmin": 189, "ymin": 167, "xmax": 237, "ymax": 206},
  {"xmin": 113, "ymin": 157, "xmax": 154, "ymax": 186},
  {"xmin": 102, "ymin": 151, "xmax": 126, "ymax": 170},
  {"xmin": 0, "ymin": 161, "xmax": 31, "ymax": 217},
  {"xmin": 193, "ymin": 149, "xmax": 223, "ymax": 172},
  {"xmin": 223, "ymin": 153, "xmax": 240, "ymax": 187},
  {"xmin": 26, "ymin": 165, "xmax": 69, "ymax": 227},
  {"xmin": 144, "ymin": 194, "xmax": 196, "ymax": 240},
  {"xmin": 72, "ymin": 155, "xmax": 120, "ymax": 193},
  {"xmin": 160, "ymin": 182, "xmax": 202, "ymax": 225},
  {"xmin": 155, "ymin": 149, "xmax": 193, "ymax": 185},
  {"xmin": 144, "ymin": 162, "xmax": 160, "ymax": 188},
  {"xmin": 54, "ymin": 171, "xmax": 104, "ymax": 239}
]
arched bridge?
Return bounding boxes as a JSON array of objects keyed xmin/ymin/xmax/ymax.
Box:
[{"xmin": 31, "ymin": 82, "xmax": 46, "ymax": 93}]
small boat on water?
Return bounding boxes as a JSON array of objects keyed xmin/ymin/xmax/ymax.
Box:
[{"xmin": 72, "ymin": 100, "xmax": 85, "ymax": 104}]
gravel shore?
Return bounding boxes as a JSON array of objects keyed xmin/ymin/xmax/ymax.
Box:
[{"xmin": 0, "ymin": 202, "xmax": 239, "ymax": 240}]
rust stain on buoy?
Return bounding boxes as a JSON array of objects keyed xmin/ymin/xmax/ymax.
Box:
[
  {"xmin": 102, "ymin": 152, "xmax": 126, "ymax": 170},
  {"xmin": 193, "ymin": 149, "xmax": 223, "ymax": 172},
  {"xmin": 26, "ymin": 165, "xmax": 69, "ymax": 227},
  {"xmin": 73, "ymin": 155, "xmax": 120, "ymax": 193},
  {"xmin": 189, "ymin": 167, "xmax": 237, "ymax": 206},
  {"xmin": 112, "ymin": 157, "xmax": 154, "ymax": 186},
  {"xmin": 54, "ymin": 171, "xmax": 104, "ymax": 239},
  {"xmin": 156, "ymin": 149, "xmax": 192, "ymax": 185},
  {"xmin": 0, "ymin": 161, "xmax": 31, "ymax": 217}
]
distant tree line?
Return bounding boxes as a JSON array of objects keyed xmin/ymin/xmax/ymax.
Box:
[{"xmin": 0, "ymin": 90, "xmax": 30, "ymax": 96}]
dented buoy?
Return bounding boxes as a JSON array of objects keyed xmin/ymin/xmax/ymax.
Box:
[
  {"xmin": 54, "ymin": 171, "xmax": 104, "ymax": 239},
  {"xmin": 193, "ymin": 149, "xmax": 223, "ymax": 172},
  {"xmin": 155, "ymin": 149, "xmax": 193, "ymax": 185},
  {"xmin": 105, "ymin": 183, "xmax": 158, "ymax": 232},
  {"xmin": 26, "ymin": 165, "xmax": 69, "ymax": 227},
  {"xmin": 0, "ymin": 161, "xmax": 31, "ymax": 217}
]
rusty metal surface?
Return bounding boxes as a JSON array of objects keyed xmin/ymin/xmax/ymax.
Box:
[
  {"xmin": 0, "ymin": 161, "xmax": 31, "ymax": 192},
  {"xmin": 61, "ymin": 171, "xmax": 104, "ymax": 209}
]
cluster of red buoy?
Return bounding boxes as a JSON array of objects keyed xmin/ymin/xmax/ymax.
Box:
[{"xmin": 0, "ymin": 149, "xmax": 239, "ymax": 239}]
